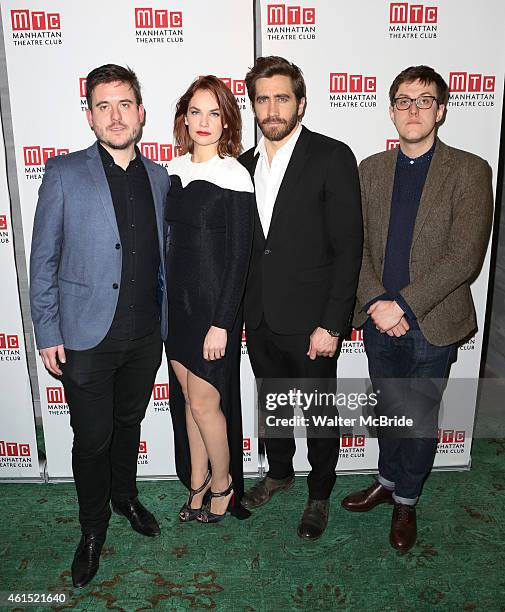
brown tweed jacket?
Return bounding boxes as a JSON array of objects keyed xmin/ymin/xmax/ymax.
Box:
[{"xmin": 353, "ymin": 138, "xmax": 493, "ymax": 346}]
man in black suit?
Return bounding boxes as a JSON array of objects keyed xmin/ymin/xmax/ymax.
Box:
[{"xmin": 239, "ymin": 56, "xmax": 363, "ymax": 539}]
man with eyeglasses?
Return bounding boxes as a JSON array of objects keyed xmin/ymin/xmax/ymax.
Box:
[{"xmin": 341, "ymin": 65, "xmax": 493, "ymax": 552}]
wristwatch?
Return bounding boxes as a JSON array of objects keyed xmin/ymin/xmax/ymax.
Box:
[{"xmin": 326, "ymin": 329, "xmax": 340, "ymax": 337}]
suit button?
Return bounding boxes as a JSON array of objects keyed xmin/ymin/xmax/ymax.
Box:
[
  {"xmin": 264, "ymin": 249, "xmax": 271, "ymax": 255},
  {"xmin": 112, "ymin": 283, "xmax": 119, "ymax": 289},
  {"xmin": 115, "ymin": 243, "xmax": 120, "ymax": 249}
]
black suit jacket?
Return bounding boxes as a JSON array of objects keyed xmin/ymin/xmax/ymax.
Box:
[{"xmin": 239, "ymin": 126, "xmax": 363, "ymax": 335}]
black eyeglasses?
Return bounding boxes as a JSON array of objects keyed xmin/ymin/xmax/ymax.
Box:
[{"xmin": 393, "ymin": 96, "xmax": 438, "ymax": 111}]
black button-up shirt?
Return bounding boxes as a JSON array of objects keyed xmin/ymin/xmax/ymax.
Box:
[{"xmin": 98, "ymin": 143, "xmax": 160, "ymax": 340}]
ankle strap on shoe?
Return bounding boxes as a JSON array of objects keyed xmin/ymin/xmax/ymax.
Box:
[
  {"xmin": 208, "ymin": 482, "xmax": 233, "ymax": 499},
  {"xmin": 190, "ymin": 471, "xmax": 211, "ymax": 495}
]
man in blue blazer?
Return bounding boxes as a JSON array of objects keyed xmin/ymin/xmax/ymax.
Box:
[{"xmin": 30, "ymin": 64, "xmax": 170, "ymax": 588}]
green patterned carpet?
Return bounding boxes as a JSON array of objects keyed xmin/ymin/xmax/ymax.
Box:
[{"xmin": 1, "ymin": 438, "xmax": 505, "ymax": 611}]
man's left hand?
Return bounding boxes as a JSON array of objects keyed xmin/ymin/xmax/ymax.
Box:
[
  {"xmin": 367, "ymin": 300, "xmax": 405, "ymax": 332},
  {"xmin": 307, "ymin": 327, "xmax": 338, "ymax": 360}
]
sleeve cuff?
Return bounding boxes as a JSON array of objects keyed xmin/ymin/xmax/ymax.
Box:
[
  {"xmin": 211, "ymin": 319, "xmax": 234, "ymax": 333},
  {"xmin": 394, "ymin": 293, "xmax": 416, "ymax": 321},
  {"xmin": 362, "ymin": 292, "xmax": 392, "ymax": 314}
]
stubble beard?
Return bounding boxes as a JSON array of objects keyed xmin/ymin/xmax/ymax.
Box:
[
  {"xmin": 259, "ymin": 110, "xmax": 299, "ymax": 142},
  {"xmin": 95, "ymin": 124, "xmax": 140, "ymax": 151}
]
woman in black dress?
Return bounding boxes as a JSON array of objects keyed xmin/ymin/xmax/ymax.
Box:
[{"xmin": 165, "ymin": 76, "xmax": 253, "ymax": 522}]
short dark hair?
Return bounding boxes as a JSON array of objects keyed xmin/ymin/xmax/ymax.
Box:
[
  {"xmin": 245, "ymin": 56, "xmax": 306, "ymax": 104},
  {"xmin": 389, "ymin": 65, "xmax": 449, "ymax": 105},
  {"xmin": 173, "ymin": 76, "xmax": 243, "ymax": 158},
  {"xmin": 86, "ymin": 64, "xmax": 142, "ymax": 109}
]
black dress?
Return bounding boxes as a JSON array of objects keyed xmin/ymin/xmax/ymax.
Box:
[{"xmin": 165, "ymin": 153, "xmax": 254, "ymax": 500}]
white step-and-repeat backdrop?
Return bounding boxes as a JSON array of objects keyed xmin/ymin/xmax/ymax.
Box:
[
  {"xmin": 0, "ymin": 0, "xmax": 503, "ymax": 480},
  {"xmin": 259, "ymin": 0, "xmax": 504, "ymax": 473},
  {"xmin": 1, "ymin": 0, "xmax": 257, "ymax": 479},
  {"xmin": 0, "ymin": 108, "xmax": 40, "ymax": 480}
]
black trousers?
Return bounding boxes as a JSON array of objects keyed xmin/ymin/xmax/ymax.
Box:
[
  {"xmin": 61, "ymin": 329, "xmax": 162, "ymax": 533},
  {"xmin": 246, "ymin": 317, "xmax": 339, "ymax": 500}
]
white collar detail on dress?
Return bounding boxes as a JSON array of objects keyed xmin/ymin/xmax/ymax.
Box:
[{"xmin": 168, "ymin": 153, "xmax": 253, "ymax": 193}]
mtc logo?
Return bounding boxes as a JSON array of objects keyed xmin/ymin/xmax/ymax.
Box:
[
  {"xmin": 243, "ymin": 438, "xmax": 251, "ymax": 452},
  {"xmin": 135, "ymin": 8, "xmax": 182, "ymax": 28},
  {"xmin": 386, "ymin": 139, "xmax": 400, "ymax": 150},
  {"xmin": 46, "ymin": 387, "xmax": 66, "ymax": 404},
  {"xmin": 140, "ymin": 142, "xmax": 182, "ymax": 162},
  {"xmin": 330, "ymin": 74, "xmax": 376, "ymax": 94},
  {"xmin": 449, "ymin": 72, "xmax": 495, "ymax": 93},
  {"xmin": 341, "ymin": 434, "xmax": 365, "ymax": 447},
  {"xmin": 152, "ymin": 383, "xmax": 169, "ymax": 400},
  {"xmin": 0, "ymin": 215, "xmax": 7, "ymax": 230},
  {"xmin": 438, "ymin": 429, "xmax": 465, "ymax": 443},
  {"xmin": 389, "ymin": 3, "xmax": 437, "ymax": 23},
  {"xmin": 0, "ymin": 334, "xmax": 19, "ymax": 349},
  {"xmin": 350, "ymin": 328, "xmax": 363, "ymax": 342},
  {"xmin": 0, "ymin": 441, "xmax": 30, "ymax": 457},
  {"xmin": 138, "ymin": 440, "xmax": 148, "ymax": 454},
  {"xmin": 79, "ymin": 78, "xmax": 87, "ymax": 98},
  {"xmin": 267, "ymin": 4, "xmax": 315, "ymax": 25},
  {"xmin": 11, "ymin": 9, "xmax": 61, "ymax": 30},
  {"xmin": 219, "ymin": 78, "xmax": 246, "ymax": 96},
  {"xmin": 24, "ymin": 146, "xmax": 69, "ymax": 166}
]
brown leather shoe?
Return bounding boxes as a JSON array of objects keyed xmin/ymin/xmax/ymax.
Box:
[
  {"xmin": 242, "ymin": 474, "xmax": 295, "ymax": 509},
  {"xmin": 297, "ymin": 499, "xmax": 329, "ymax": 541},
  {"xmin": 341, "ymin": 481, "xmax": 394, "ymax": 512},
  {"xmin": 389, "ymin": 503, "xmax": 417, "ymax": 552}
]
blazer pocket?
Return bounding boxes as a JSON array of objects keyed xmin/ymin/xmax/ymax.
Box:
[
  {"xmin": 59, "ymin": 278, "xmax": 91, "ymax": 298},
  {"xmin": 437, "ymin": 286, "xmax": 472, "ymax": 324}
]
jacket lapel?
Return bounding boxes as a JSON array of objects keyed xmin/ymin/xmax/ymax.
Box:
[
  {"xmin": 142, "ymin": 157, "xmax": 165, "ymax": 257},
  {"xmin": 243, "ymin": 149, "xmax": 259, "ymax": 180},
  {"xmin": 268, "ymin": 126, "xmax": 310, "ymax": 239},
  {"xmin": 411, "ymin": 139, "xmax": 451, "ymax": 247},
  {"xmin": 86, "ymin": 142, "xmax": 120, "ymax": 242},
  {"xmin": 254, "ymin": 203, "xmax": 266, "ymax": 244},
  {"xmin": 244, "ymin": 151, "xmax": 266, "ymax": 244}
]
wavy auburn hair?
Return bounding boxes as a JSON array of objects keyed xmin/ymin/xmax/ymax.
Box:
[{"xmin": 173, "ymin": 76, "xmax": 242, "ymax": 158}]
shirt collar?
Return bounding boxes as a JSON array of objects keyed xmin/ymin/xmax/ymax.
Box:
[
  {"xmin": 397, "ymin": 140, "xmax": 436, "ymax": 167},
  {"xmin": 254, "ymin": 122, "xmax": 303, "ymax": 162},
  {"xmin": 98, "ymin": 141, "xmax": 141, "ymax": 168}
]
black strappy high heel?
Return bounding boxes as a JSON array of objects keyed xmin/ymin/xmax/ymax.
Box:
[
  {"xmin": 198, "ymin": 481, "xmax": 235, "ymax": 523},
  {"xmin": 198, "ymin": 481, "xmax": 251, "ymax": 522},
  {"xmin": 178, "ymin": 471, "xmax": 211, "ymax": 522}
]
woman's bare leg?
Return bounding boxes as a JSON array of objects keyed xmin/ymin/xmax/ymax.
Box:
[
  {"xmin": 171, "ymin": 360, "xmax": 209, "ymax": 508},
  {"xmin": 187, "ymin": 370, "xmax": 232, "ymax": 515}
]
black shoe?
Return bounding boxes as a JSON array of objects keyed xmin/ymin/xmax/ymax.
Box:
[
  {"xmin": 112, "ymin": 497, "xmax": 160, "ymax": 537},
  {"xmin": 198, "ymin": 481, "xmax": 251, "ymax": 523},
  {"xmin": 198, "ymin": 481, "xmax": 234, "ymax": 524},
  {"xmin": 179, "ymin": 471, "xmax": 212, "ymax": 522},
  {"xmin": 71, "ymin": 532, "xmax": 106, "ymax": 588},
  {"xmin": 297, "ymin": 499, "xmax": 329, "ymax": 541}
]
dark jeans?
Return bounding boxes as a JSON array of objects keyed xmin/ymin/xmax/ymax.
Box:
[
  {"xmin": 61, "ymin": 330, "xmax": 162, "ymax": 533},
  {"xmin": 363, "ymin": 318, "xmax": 457, "ymax": 502},
  {"xmin": 247, "ymin": 317, "xmax": 339, "ymax": 500}
]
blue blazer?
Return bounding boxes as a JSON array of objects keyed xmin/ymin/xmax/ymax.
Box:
[{"xmin": 30, "ymin": 142, "xmax": 170, "ymax": 350}]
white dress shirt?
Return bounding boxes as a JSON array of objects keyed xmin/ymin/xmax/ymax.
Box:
[{"xmin": 254, "ymin": 123, "xmax": 302, "ymax": 236}]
